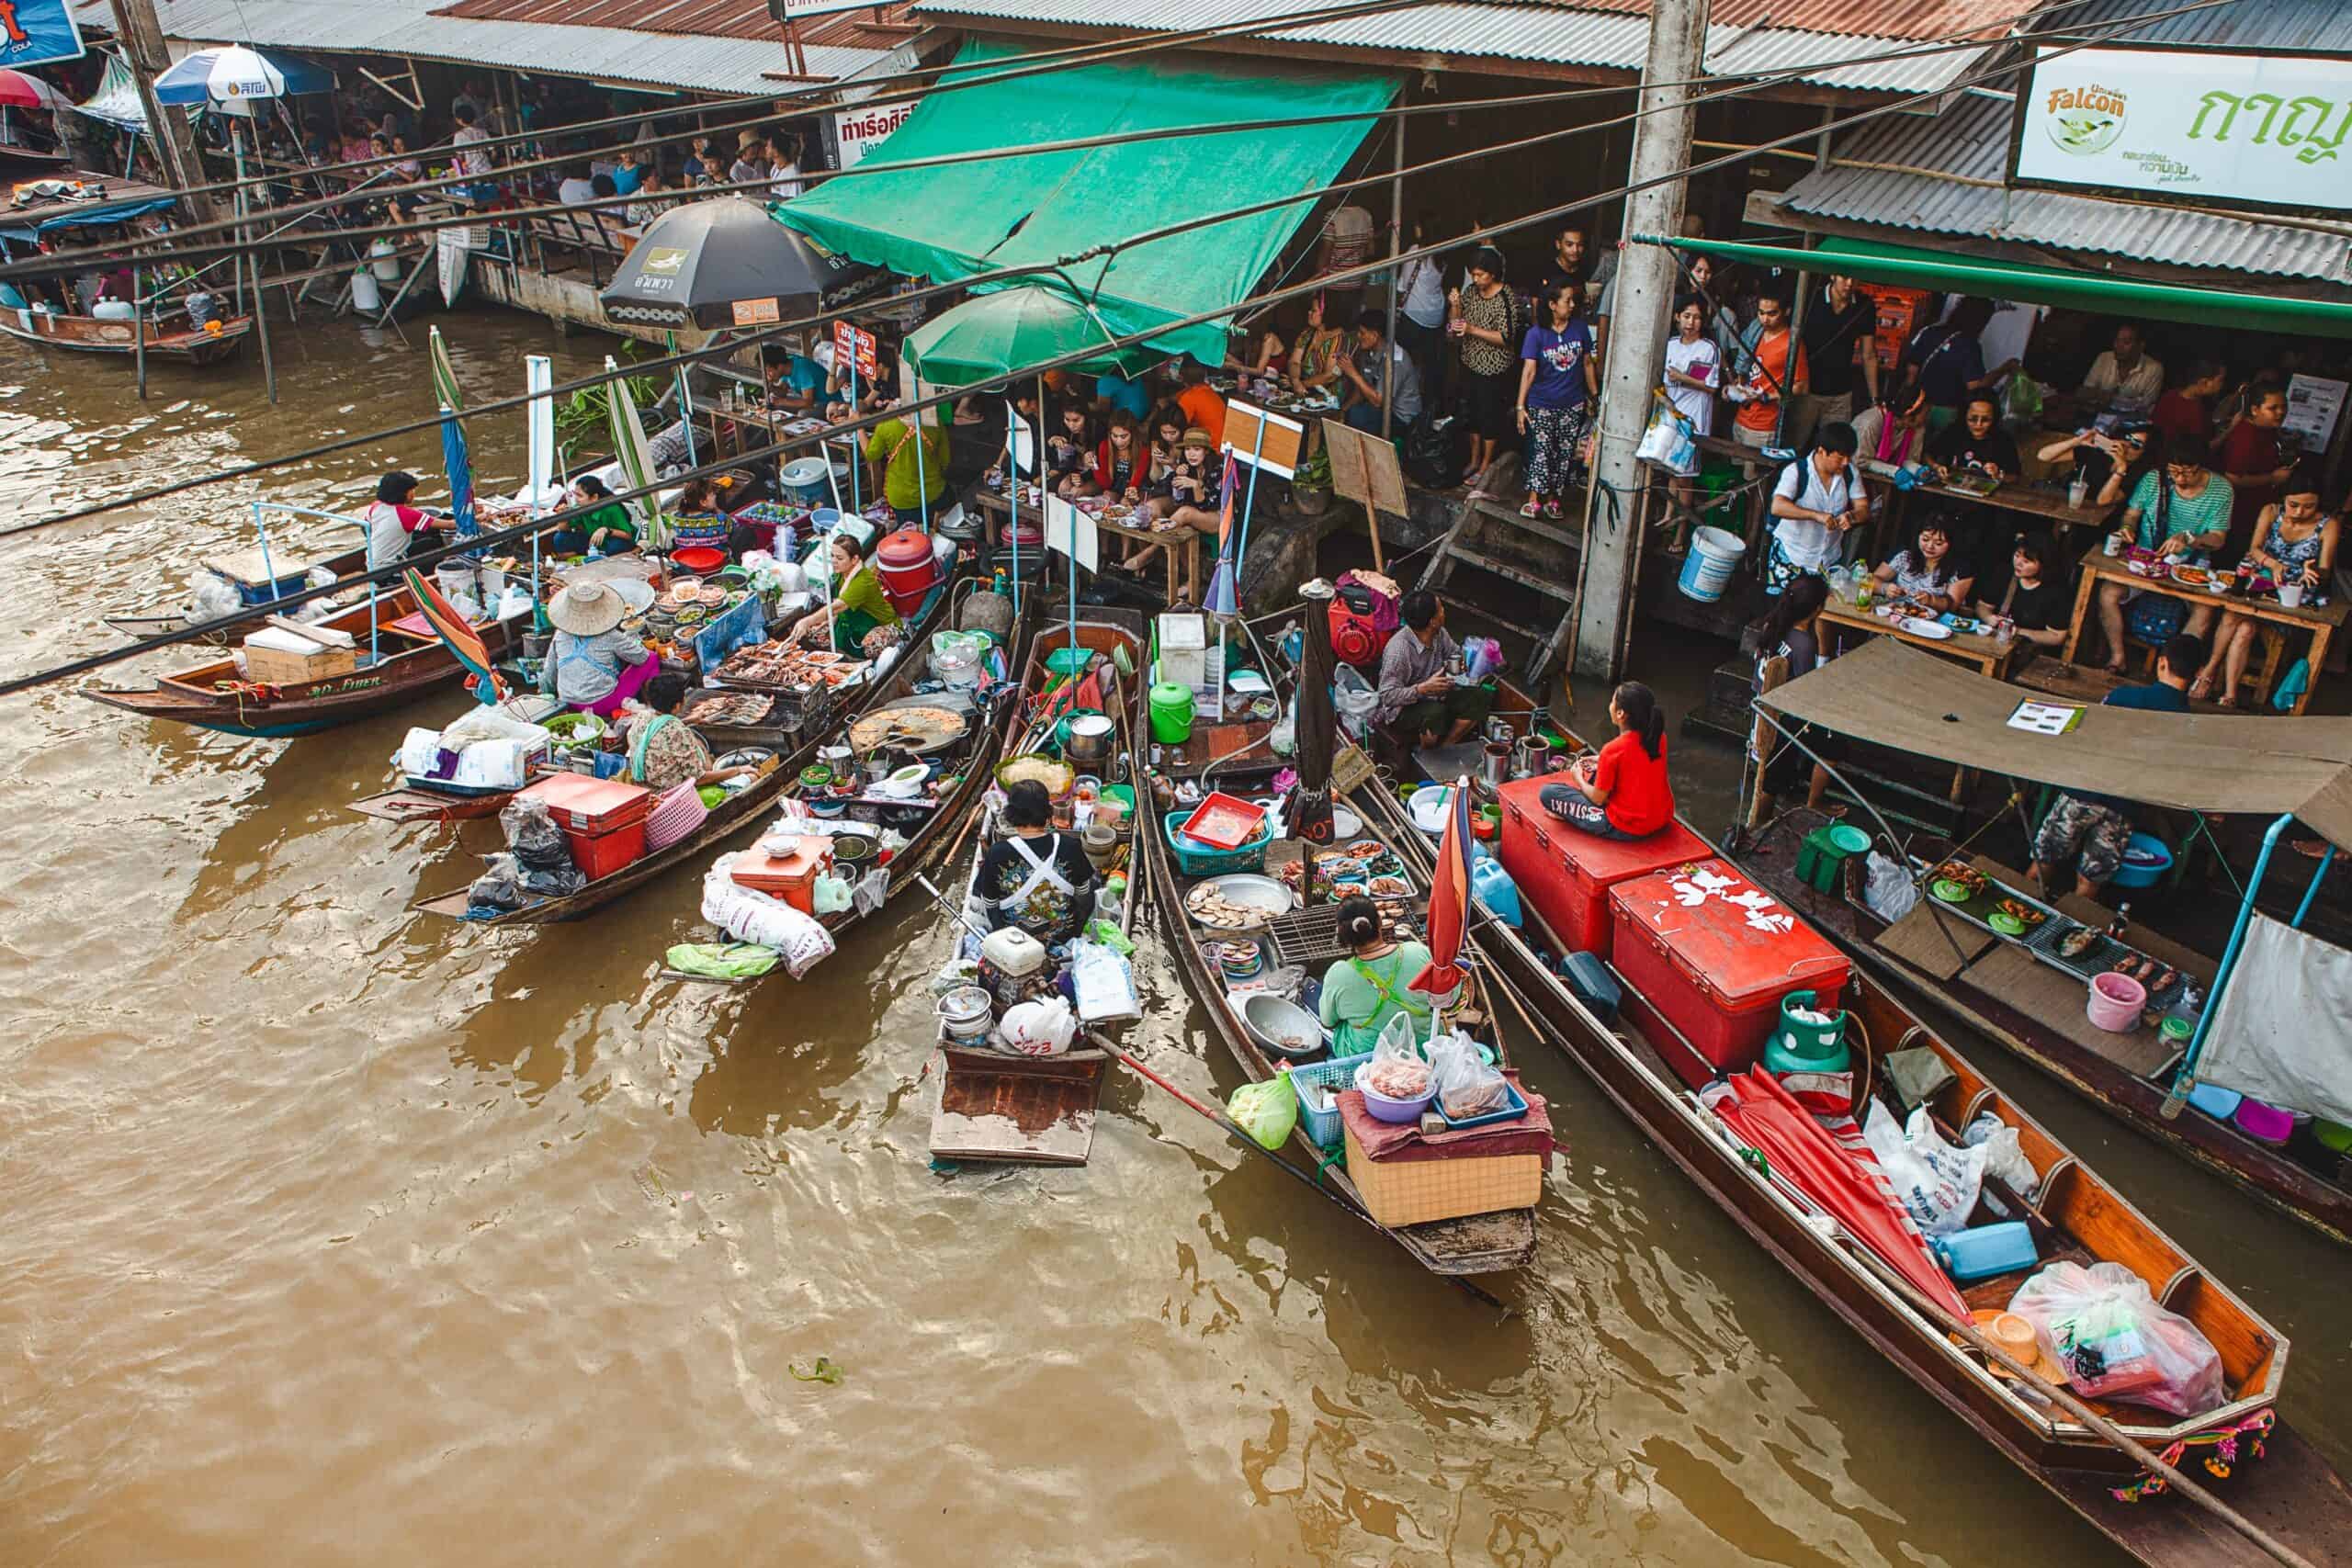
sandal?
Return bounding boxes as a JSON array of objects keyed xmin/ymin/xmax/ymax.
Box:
[
  {"xmin": 1544, "ymin": 499, "xmax": 1564, "ymax": 520},
  {"xmin": 2189, "ymin": 672, "xmax": 2215, "ymax": 701},
  {"xmin": 1520, "ymin": 498, "xmax": 1543, "ymax": 519}
]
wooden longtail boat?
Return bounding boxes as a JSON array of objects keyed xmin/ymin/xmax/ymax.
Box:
[
  {"xmin": 0, "ymin": 302, "xmax": 254, "ymax": 365},
  {"xmin": 104, "ymin": 545, "xmax": 371, "ymax": 643},
  {"xmin": 409, "ymin": 577, "xmax": 964, "ymax": 926},
  {"xmin": 83, "ymin": 590, "xmax": 515, "ymax": 739},
  {"xmin": 1348, "ymin": 696, "xmax": 2352, "ymax": 1567},
  {"xmin": 672, "ymin": 591, "xmax": 1041, "ymax": 983},
  {"xmin": 925, "ymin": 612, "xmax": 1144, "ymax": 1167},
  {"xmin": 1137, "ymin": 679, "xmax": 1540, "ymax": 1278}
]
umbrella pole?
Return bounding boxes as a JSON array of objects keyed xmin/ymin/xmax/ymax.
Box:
[
  {"xmin": 846, "ymin": 363, "xmax": 861, "ymax": 516},
  {"xmin": 1004, "ymin": 401, "xmax": 1023, "ymax": 622},
  {"xmin": 668, "ymin": 330, "xmax": 696, "ymax": 470},
  {"xmin": 910, "ymin": 400, "xmax": 930, "ymax": 533}
]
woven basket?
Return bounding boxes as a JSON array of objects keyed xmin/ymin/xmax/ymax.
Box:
[{"xmin": 644, "ymin": 782, "xmax": 710, "ymax": 852}]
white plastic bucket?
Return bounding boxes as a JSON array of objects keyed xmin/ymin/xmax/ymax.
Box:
[
  {"xmin": 1679, "ymin": 525, "xmax": 1747, "ymax": 603},
  {"xmin": 350, "ymin": 268, "xmax": 383, "ymax": 313}
]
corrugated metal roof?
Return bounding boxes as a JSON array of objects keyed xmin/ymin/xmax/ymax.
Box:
[
  {"xmin": 70, "ymin": 0, "xmax": 889, "ymax": 92},
  {"xmin": 2038, "ymin": 0, "xmax": 2352, "ymax": 51},
  {"xmin": 905, "ymin": 0, "xmax": 1997, "ymax": 94},
  {"xmin": 429, "ymin": 0, "xmax": 917, "ymax": 50},
  {"xmin": 1528, "ymin": 0, "xmax": 2025, "ymax": 42},
  {"xmin": 1780, "ymin": 88, "xmax": 2352, "ymax": 285}
]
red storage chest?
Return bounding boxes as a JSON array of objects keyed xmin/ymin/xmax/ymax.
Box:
[
  {"xmin": 563, "ymin": 819, "xmax": 648, "ymax": 880},
  {"xmin": 1496, "ymin": 776, "xmax": 1709, "ymax": 957},
  {"xmin": 1608, "ymin": 858, "xmax": 1849, "ymax": 1089},
  {"xmin": 521, "ymin": 774, "xmax": 654, "ymax": 833}
]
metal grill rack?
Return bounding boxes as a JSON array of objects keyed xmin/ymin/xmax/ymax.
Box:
[{"xmin": 1263, "ymin": 899, "xmax": 1425, "ymax": 970}]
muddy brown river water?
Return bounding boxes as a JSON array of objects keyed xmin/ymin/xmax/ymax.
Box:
[{"xmin": 1, "ymin": 313, "xmax": 2344, "ymax": 1566}]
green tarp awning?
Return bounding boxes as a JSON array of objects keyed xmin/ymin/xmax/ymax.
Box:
[
  {"xmin": 1648, "ymin": 234, "xmax": 2352, "ymax": 341},
  {"xmin": 777, "ymin": 39, "xmax": 1396, "ymax": 367}
]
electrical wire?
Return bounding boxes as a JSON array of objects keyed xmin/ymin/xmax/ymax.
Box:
[
  {"xmin": 9, "ymin": 0, "xmax": 2225, "ymax": 547},
  {"xmin": 15, "ymin": 0, "xmax": 2147, "ymax": 283},
  {"xmin": 0, "ymin": 0, "xmax": 2222, "ymax": 704}
]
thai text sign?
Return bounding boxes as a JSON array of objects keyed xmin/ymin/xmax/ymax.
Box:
[
  {"xmin": 832, "ymin": 98, "xmax": 917, "ymax": 172},
  {"xmin": 1, "ymin": 0, "xmax": 86, "ymax": 68},
  {"xmin": 2011, "ymin": 45, "xmax": 2352, "ymax": 217}
]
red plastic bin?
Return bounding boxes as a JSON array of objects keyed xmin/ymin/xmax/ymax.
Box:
[
  {"xmin": 1495, "ymin": 776, "xmax": 1709, "ymax": 958},
  {"xmin": 563, "ymin": 819, "xmax": 648, "ymax": 881},
  {"xmin": 522, "ymin": 774, "xmax": 654, "ymax": 833},
  {"xmin": 1608, "ymin": 858, "xmax": 1848, "ymax": 1089}
]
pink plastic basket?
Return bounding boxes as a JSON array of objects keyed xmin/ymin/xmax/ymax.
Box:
[{"xmin": 2085, "ymin": 970, "xmax": 2146, "ymax": 1033}]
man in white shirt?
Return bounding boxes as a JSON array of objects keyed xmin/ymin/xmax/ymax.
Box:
[
  {"xmin": 767, "ymin": 132, "xmax": 805, "ymax": 200},
  {"xmin": 448, "ymin": 106, "xmax": 493, "ymax": 181},
  {"xmin": 1765, "ymin": 422, "xmax": 1867, "ymax": 595},
  {"xmin": 1393, "ymin": 215, "xmax": 1449, "ymax": 400},
  {"xmin": 555, "ymin": 165, "xmax": 596, "ymax": 207}
]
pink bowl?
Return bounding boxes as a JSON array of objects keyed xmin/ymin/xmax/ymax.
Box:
[
  {"xmin": 2086, "ymin": 970, "xmax": 2146, "ymax": 1033},
  {"xmin": 2233, "ymin": 1100, "xmax": 2295, "ymax": 1145}
]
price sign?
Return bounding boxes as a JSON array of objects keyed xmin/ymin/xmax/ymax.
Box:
[{"xmin": 832, "ymin": 320, "xmax": 879, "ymax": 382}]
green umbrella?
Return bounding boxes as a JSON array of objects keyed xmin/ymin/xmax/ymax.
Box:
[{"xmin": 905, "ymin": 285, "xmax": 1162, "ymax": 388}]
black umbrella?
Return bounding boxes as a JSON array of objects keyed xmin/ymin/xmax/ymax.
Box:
[
  {"xmin": 1288, "ymin": 581, "xmax": 1339, "ymax": 900},
  {"xmin": 600, "ymin": 197, "xmax": 862, "ymax": 331}
]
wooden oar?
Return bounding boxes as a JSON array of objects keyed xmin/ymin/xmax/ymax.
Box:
[{"xmin": 1099, "ymin": 1034, "xmax": 1511, "ymax": 1316}]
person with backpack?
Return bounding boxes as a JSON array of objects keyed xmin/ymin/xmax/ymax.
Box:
[{"xmin": 1900, "ymin": 298, "xmax": 2017, "ymax": 434}]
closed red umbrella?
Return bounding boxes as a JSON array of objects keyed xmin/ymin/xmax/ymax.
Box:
[
  {"xmin": 1705, "ymin": 1067, "xmax": 1971, "ymax": 1324},
  {"xmin": 1410, "ymin": 777, "xmax": 1474, "ymax": 1003}
]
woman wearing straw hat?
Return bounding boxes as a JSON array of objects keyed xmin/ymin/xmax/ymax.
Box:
[{"xmin": 541, "ymin": 580, "xmax": 656, "ymax": 716}]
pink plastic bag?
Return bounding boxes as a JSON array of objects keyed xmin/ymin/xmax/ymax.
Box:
[{"xmin": 2007, "ymin": 1260, "xmax": 2225, "ymax": 1417}]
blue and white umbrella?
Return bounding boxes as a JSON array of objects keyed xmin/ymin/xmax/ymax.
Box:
[
  {"xmin": 153, "ymin": 46, "xmax": 334, "ymax": 114},
  {"xmin": 440, "ymin": 404, "xmax": 480, "ymax": 562}
]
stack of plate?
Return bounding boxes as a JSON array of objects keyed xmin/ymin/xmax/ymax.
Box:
[
  {"xmin": 1212, "ymin": 939, "xmax": 1265, "ymax": 985},
  {"xmin": 644, "ymin": 782, "xmax": 710, "ymax": 851}
]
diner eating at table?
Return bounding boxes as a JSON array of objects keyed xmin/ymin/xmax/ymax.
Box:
[
  {"xmin": 2095, "ymin": 436, "xmax": 2233, "ymax": 671},
  {"xmin": 2191, "ymin": 469, "xmax": 2340, "ymax": 706},
  {"xmin": 1927, "ymin": 395, "xmax": 2020, "ymax": 485},
  {"xmin": 1974, "ymin": 532, "xmax": 2069, "ymax": 655},
  {"xmin": 2214, "ymin": 383, "xmax": 2296, "ymax": 563},
  {"xmin": 1874, "ymin": 518, "xmax": 1974, "ymax": 613}
]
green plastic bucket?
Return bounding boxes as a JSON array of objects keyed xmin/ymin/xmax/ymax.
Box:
[
  {"xmin": 1148, "ymin": 681, "xmax": 1194, "ymax": 744},
  {"xmin": 1766, "ymin": 989, "xmax": 1850, "ymax": 1077}
]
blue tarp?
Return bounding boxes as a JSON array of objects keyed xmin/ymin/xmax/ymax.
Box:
[{"xmin": 0, "ymin": 194, "xmax": 179, "ymax": 242}]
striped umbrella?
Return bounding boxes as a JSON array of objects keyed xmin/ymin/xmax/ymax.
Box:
[
  {"xmin": 439, "ymin": 404, "xmax": 479, "ymax": 557},
  {"xmin": 401, "ymin": 568, "xmax": 506, "ymax": 705},
  {"xmin": 605, "ymin": 355, "xmax": 668, "ymax": 552},
  {"xmin": 427, "ymin": 324, "xmax": 463, "ymax": 414}
]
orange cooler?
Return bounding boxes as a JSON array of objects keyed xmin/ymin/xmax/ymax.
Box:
[{"xmin": 729, "ymin": 835, "xmax": 834, "ymax": 913}]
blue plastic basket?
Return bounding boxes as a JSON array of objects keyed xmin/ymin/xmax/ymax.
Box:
[
  {"xmin": 1163, "ymin": 811, "xmax": 1273, "ymax": 875},
  {"xmin": 1437, "ymin": 1077, "xmax": 1529, "ymax": 1131},
  {"xmin": 1287, "ymin": 1051, "xmax": 1373, "ymax": 1147}
]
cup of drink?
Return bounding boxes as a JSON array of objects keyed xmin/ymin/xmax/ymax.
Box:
[
  {"xmin": 2068, "ymin": 475, "xmax": 2090, "ymax": 509},
  {"xmin": 2104, "ymin": 532, "xmax": 2122, "ymax": 557},
  {"xmin": 2279, "ymin": 582, "xmax": 2307, "ymax": 609}
]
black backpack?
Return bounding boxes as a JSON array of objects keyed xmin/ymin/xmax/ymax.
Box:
[{"xmin": 1405, "ymin": 411, "xmax": 1470, "ymax": 490}]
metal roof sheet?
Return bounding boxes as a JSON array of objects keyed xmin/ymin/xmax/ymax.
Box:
[
  {"xmin": 2038, "ymin": 0, "xmax": 2352, "ymax": 51},
  {"xmin": 70, "ymin": 0, "xmax": 888, "ymax": 92},
  {"xmin": 429, "ymin": 0, "xmax": 918, "ymax": 49},
  {"xmin": 905, "ymin": 0, "xmax": 1997, "ymax": 94},
  {"xmin": 1779, "ymin": 88, "xmax": 2352, "ymax": 285}
]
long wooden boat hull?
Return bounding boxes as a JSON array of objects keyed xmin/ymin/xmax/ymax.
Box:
[
  {"xmin": 931, "ymin": 1045, "xmax": 1109, "ymax": 1167},
  {"xmin": 1736, "ymin": 820, "xmax": 2352, "ymax": 1249},
  {"xmin": 84, "ymin": 616, "xmax": 509, "ymax": 739},
  {"xmin": 106, "ymin": 547, "xmax": 372, "ymax": 643},
  {"xmin": 412, "ymin": 579, "xmax": 965, "ymax": 926},
  {"xmin": 1343, "ymin": 720, "xmax": 2351, "ymax": 1565},
  {"xmin": 0, "ymin": 306, "xmax": 254, "ymax": 365}
]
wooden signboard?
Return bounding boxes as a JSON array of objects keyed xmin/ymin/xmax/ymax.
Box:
[
  {"xmin": 1220, "ymin": 400, "xmax": 1306, "ymax": 478},
  {"xmin": 1321, "ymin": 418, "xmax": 1408, "ymax": 518}
]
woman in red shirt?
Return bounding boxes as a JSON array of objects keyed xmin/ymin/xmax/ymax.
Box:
[{"xmin": 1541, "ymin": 682, "xmax": 1675, "ymax": 839}]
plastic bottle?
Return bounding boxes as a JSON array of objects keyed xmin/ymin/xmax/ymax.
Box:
[{"xmin": 1852, "ymin": 562, "xmax": 1872, "ymax": 608}]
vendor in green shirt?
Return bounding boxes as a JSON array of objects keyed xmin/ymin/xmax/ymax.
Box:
[
  {"xmin": 1317, "ymin": 897, "xmax": 1462, "ymax": 1055},
  {"xmin": 789, "ymin": 530, "xmax": 901, "ymax": 654},
  {"xmin": 865, "ymin": 409, "xmax": 950, "ymax": 525},
  {"xmin": 547, "ymin": 474, "xmax": 639, "ymax": 557}
]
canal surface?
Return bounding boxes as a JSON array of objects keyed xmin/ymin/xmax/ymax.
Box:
[{"xmin": 1, "ymin": 314, "xmax": 2343, "ymax": 1566}]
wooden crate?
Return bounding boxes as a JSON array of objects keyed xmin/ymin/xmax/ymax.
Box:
[
  {"xmin": 1342, "ymin": 1121, "xmax": 1542, "ymax": 1228},
  {"xmin": 243, "ymin": 640, "xmax": 358, "ymax": 685}
]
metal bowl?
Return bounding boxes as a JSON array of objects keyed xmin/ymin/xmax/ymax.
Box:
[
  {"xmin": 1238, "ymin": 993, "xmax": 1328, "ymax": 1062},
  {"xmin": 1185, "ymin": 873, "xmax": 1295, "ymax": 931}
]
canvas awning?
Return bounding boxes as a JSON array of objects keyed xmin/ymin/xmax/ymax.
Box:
[
  {"xmin": 1757, "ymin": 640, "xmax": 2352, "ymax": 852},
  {"xmin": 1645, "ymin": 234, "xmax": 2352, "ymax": 341},
  {"xmin": 775, "ymin": 38, "xmax": 1396, "ymax": 367}
]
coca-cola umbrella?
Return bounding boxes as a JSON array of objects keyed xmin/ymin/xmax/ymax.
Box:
[{"xmin": 600, "ymin": 197, "xmax": 861, "ymax": 331}]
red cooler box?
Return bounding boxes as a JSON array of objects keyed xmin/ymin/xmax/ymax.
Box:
[
  {"xmin": 1496, "ymin": 776, "xmax": 1709, "ymax": 957},
  {"xmin": 1609, "ymin": 857, "xmax": 1848, "ymax": 1089},
  {"xmin": 520, "ymin": 775, "xmax": 654, "ymax": 882}
]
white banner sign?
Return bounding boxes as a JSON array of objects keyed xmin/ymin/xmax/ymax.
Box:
[
  {"xmin": 2012, "ymin": 45, "xmax": 2352, "ymax": 216},
  {"xmin": 832, "ymin": 97, "xmax": 918, "ymax": 171}
]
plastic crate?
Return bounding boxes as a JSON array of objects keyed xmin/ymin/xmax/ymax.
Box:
[
  {"xmin": 1287, "ymin": 1051, "xmax": 1373, "ymax": 1147},
  {"xmin": 1438, "ymin": 1078, "xmax": 1530, "ymax": 1131},
  {"xmin": 1163, "ymin": 811, "xmax": 1272, "ymax": 875}
]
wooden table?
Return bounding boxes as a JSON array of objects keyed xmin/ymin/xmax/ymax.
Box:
[
  {"xmin": 2057, "ymin": 547, "xmax": 2346, "ymax": 715},
  {"xmin": 1818, "ymin": 593, "xmax": 2017, "ymax": 800},
  {"xmin": 695, "ymin": 402, "xmax": 850, "ymax": 478},
  {"xmin": 970, "ymin": 489, "xmax": 1201, "ymax": 607},
  {"xmin": 1863, "ymin": 461, "xmax": 2116, "ymax": 560}
]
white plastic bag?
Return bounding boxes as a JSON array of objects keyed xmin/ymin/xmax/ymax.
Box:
[
  {"xmin": 1963, "ymin": 1113, "xmax": 2038, "ymax": 1195},
  {"xmin": 1001, "ymin": 997, "xmax": 1077, "ymax": 1056},
  {"xmin": 1362, "ymin": 1014, "xmax": 1434, "ymax": 1100},
  {"xmin": 1863, "ymin": 852, "xmax": 1919, "ymax": 923},
  {"xmin": 699, "ymin": 852, "xmax": 835, "ymax": 976},
  {"xmin": 186, "ymin": 577, "xmax": 247, "ymax": 627},
  {"xmin": 1429, "ymin": 1031, "xmax": 1510, "ymax": 1120},
  {"xmin": 1070, "ymin": 939, "xmax": 1139, "ymax": 1023},
  {"xmin": 1861, "ymin": 1101, "xmax": 1986, "ymax": 1235},
  {"xmin": 2007, "ymin": 1260, "xmax": 2225, "ymax": 1416},
  {"xmin": 811, "ymin": 874, "xmax": 852, "ymax": 916},
  {"xmin": 1635, "ymin": 403, "xmax": 1698, "ymax": 475}
]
